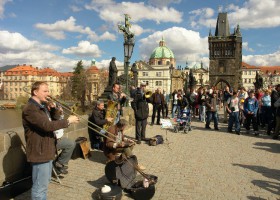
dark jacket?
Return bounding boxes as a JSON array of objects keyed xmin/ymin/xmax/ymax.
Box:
[
  {"xmin": 205, "ymin": 94, "xmax": 218, "ymax": 112},
  {"xmin": 88, "ymin": 107, "xmax": 108, "ymax": 136},
  {"xmin": 131, "ymin": 88, "xmax": 149, "ymax": 120},
  {"xmin": 22, "ymin": 98, "xmax": 69, "ymax": 163},
  {"xmin": 151, "ymin": 92, "xmax": 165, "ymax": 105}
]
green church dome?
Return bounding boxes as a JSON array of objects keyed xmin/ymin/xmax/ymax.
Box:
[{"xmin": 150, "ymin": 39, "xmax": 175, "ymax": 59}]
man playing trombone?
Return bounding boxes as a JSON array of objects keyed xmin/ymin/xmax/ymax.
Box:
[{"xmin": 22, "ymin": 81, "xmax": 79, "ymax": 200}]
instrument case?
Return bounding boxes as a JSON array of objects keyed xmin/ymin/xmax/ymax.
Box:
[
  {"xmin": 0, "ymin": 176, "xmax": 32, "ymax": 200},
  {"xmin": 105, "ymin": 155, "xmax": 157, "ymax": 200}
]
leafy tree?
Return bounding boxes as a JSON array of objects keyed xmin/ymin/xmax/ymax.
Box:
[{"xmin": 71, "ymin": 60, "xmax": 87, "ymax": 112}]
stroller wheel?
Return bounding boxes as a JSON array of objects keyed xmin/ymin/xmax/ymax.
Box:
[
  {"xmin": 183, "ymin": 128, "xmax": 188, "ymax": 134},
  {"xmin": 174, "ymin": 126, "xmax": 178, "ymax": 133}
]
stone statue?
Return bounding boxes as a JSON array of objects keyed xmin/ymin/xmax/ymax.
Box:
[
  {"xmin": 189, "ymin": 69, "xmax": 197, "ymax": 89},
  {"xmin": 131, "ymin": 63, "xmax": 138, "ymax": 87},
  {"xmin": 108, "ymin": 57, "xmax": 118, "ymax": 86},
  {"xmin": 254, "ymin": 71, "xmax": 263, "ymax": 90}
]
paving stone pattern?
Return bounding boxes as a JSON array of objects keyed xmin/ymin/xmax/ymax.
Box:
[{"xmin": 15, "ymin": 117, "xmax": 280, "ymax": 200}]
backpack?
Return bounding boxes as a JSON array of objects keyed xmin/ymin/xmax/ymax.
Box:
[{"xmin": 149, "ymin": 135, "xmax": 164, "ymax": 146}]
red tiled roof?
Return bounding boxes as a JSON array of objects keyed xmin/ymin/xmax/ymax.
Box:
[
  {"xmin": 241, "ymin": 62, "xmax": 260, "ymax": 69},
  {"xmin": 87, "ymin": 66, "xmax": 99, "ymax": 74},
  {"xmin": 5, "ymin": 65, "xmax": 39, "ymax": 76},
  {"xmin": 259, "ymin": 66, "xmax": 280, "ymax": 74}
]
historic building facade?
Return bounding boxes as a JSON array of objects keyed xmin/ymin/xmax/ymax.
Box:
[
  {"xmin": 2, "ymin": 63, "xmax": 106, "ymax": 101},
  {"xmin": 208, "ymin": 12, "xmax": 242, "ymax": 89},
  {"xmin": 118, "ymin": 38, "xmax": 175, "ymax": 94}
]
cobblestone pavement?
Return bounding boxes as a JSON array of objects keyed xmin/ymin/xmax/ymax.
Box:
[{"xmin": 15, "ymin": 116, "xmax": 280, "ymax": 200}]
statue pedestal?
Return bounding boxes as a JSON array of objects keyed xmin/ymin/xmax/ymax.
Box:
[{"xmin": 98, "ymin": 85, "xmax": 112, "ymax": 102}]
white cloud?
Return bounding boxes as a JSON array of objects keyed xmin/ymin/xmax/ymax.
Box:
[
  {"xmin": 62, "ymin": 41, "xmax": 102, "ymax": 58},
  {"xmin": 139, "ymin": 27, "xmax": 209, "ymax": 65},
  {"xmin": 243, "ymin": 42, "xmax": 254, "ymax": 52},
  {"xmin": 0, "ymin": 0, "xmax": 12, "ymax": 19},
  {"xmin": 85, "ymin": 0, "xmax": 183, "ymax": 25},
  {"xmin": 189, "ymin": 8, "xmax": 216, "ymax": 29},
  {"xmin": 69, "ymin": 5, "xmax": 82, "ymax": 12},
  {"xmin": 147, "ymin": 0, "xmax": 181, "ymax": 8},
  {"xmin": 35, "ymin": 16, "xmax": 116, "ymax": 42},
  {"xmin": 0, "ymin": 30, "xmax": 87, "ymax": 71},
  {"xmin": 190, "ymin": 0, "xmax": 280, "ymax": 29},
  {"xmin": 0, "ymin": 30, "xmax": 59, "ymax": 52},
  {"xmin": 243, "ymin": 51, "xmax": 280, "ymax": 66}
]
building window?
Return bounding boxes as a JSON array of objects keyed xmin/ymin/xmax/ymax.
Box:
[
  {"xmin": 157, "ymin": 61, "xmax": 162, "ymax": 65},
  {"xmin": 142, "ymin": 72, "xmax": 149, "ymax": 76},
  {"xmin": 249, "ymin": 79, "xmax": 251, "ymax": 83},
  {"xmin": 155, "ymin": 81, "xmax": 162, "ymax": 86},
  {"xmin": 156, "ymin": 72, "xmax": 162, "ymax": 77},
  {"xmin": 142, "ymin": 80, "xmax": 149, "ymax": 86},
  {"xmin": 244, "ymin": 79, "xmax": 247, "ymax": 83},
  {"xmin": 249, "ymin": 71, "xmax": 251, "ymax": 75}
]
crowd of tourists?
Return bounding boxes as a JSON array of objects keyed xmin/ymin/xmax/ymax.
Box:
[{"xmin": 170, "ymin": 84, "xmax": 280, "ymax": 139}]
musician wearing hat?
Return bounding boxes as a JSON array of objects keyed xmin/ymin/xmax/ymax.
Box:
[
  {"xmin": 104, "ymin": 119, "xmax": 146, "ymax": 170},
  {"xmin": 131, "ymin": 81, "xmax": 149, "ymax": 144}
]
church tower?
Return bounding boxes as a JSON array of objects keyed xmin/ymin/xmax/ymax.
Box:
[{"xmin": 208, "ymin": 12, "xmax": 242, "ymax": 89}]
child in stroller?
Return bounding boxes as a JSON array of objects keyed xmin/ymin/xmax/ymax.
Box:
[{"xmin": 173, "ymin": 106, "xmax": 192, "ymax": 133}]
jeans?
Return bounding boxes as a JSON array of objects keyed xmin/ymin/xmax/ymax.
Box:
[
  {"xmin": 206, "ymin": 111, "xmax": 218, "ymax": 128},
  {"xmin": 172, "ymin": 104, "xmax": 177, "ymax": 118},
  {"xmin": 199, "ymin": 105, "xmax": 206, "ymax": 122},
  {"xmin": 245, "ymin": 114, "xmax": 258, "ymax": 131},
  {"xmin": 31, "ymin": 161, "xmax": 53, "ymax": 200},
  {"xmin": 56, "ymin": 138, "xmax": 75, "ymax": 165},
  {"xmin": 228, "ymin": 111, "xmax": 240, "ymax": 132}
]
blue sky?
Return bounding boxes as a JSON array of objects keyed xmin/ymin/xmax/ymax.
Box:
[{"xmin": 0, "ymin": 0, "xmax": 279, "ymax": 72}]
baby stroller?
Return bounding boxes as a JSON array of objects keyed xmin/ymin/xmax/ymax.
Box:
[{"xmin": 173, "ymin": 107, "xmax": 192, "ymax": 133}]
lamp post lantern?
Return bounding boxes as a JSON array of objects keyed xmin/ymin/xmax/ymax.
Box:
[{"xmin": 124, "ymin": 37, "xmax": 135, "ymax": 94}]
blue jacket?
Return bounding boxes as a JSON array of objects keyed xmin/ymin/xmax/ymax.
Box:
[{"xmin": 244, "ymin": 97, "xmax": 258, "ymax": 115}]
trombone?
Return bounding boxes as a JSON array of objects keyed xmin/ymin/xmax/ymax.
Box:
[{"xmin": 22, "ymin": 85, "xmax": 117, "ymax": 142}]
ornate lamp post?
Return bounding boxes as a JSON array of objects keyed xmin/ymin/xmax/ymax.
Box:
[{"xmin": 118, "ymin": 14, "xmax": 135, "ymax": 97}]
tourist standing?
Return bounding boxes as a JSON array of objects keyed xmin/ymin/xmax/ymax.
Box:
[
  {"xmin": 226, "ymin": 91, "xmax": 240, "ymax": 134},
  {"xmin": 244, "ymin": 90, "xmax": 259, "ymax": 136}
]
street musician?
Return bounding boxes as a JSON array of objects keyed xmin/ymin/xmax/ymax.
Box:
[
  {"xmin": 107, "ymin": 83, "xmax": 127, "ymax": 124},
  {"xmin": 103, "ymin": 119, "xmax": 145, "ymax": 170},
  {"xmin": 88, "ymin": 101, "xmax": 113, "ymax": 150},
  {"xmin": 131, "ymin": 81, "xmax": 149, "ymax": 144}
]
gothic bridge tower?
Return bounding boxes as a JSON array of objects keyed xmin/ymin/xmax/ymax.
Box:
[{"xmin": 208, "ymin": 12, "xmax": 242, "ymax": 90}]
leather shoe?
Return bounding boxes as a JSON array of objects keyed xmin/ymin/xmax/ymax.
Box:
[
  {"xmin": 53, "ymin": 162, "xmax": 68, "ymax": 175},
  {"xmin": 214, "ymin": 127, "xmax": 220, "ymax": 131},
  {"xmin": 205, "ymin": 126, "xmax": 211, "ymax": 129},
  {"xmin": 136, "ymin": 140, "xmax": 141, "ymax": 144}
]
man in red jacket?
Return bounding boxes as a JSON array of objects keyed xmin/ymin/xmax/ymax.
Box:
[{"xmin": 22, "ymin": 81, "xmax": 79, "ymax": 200}]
